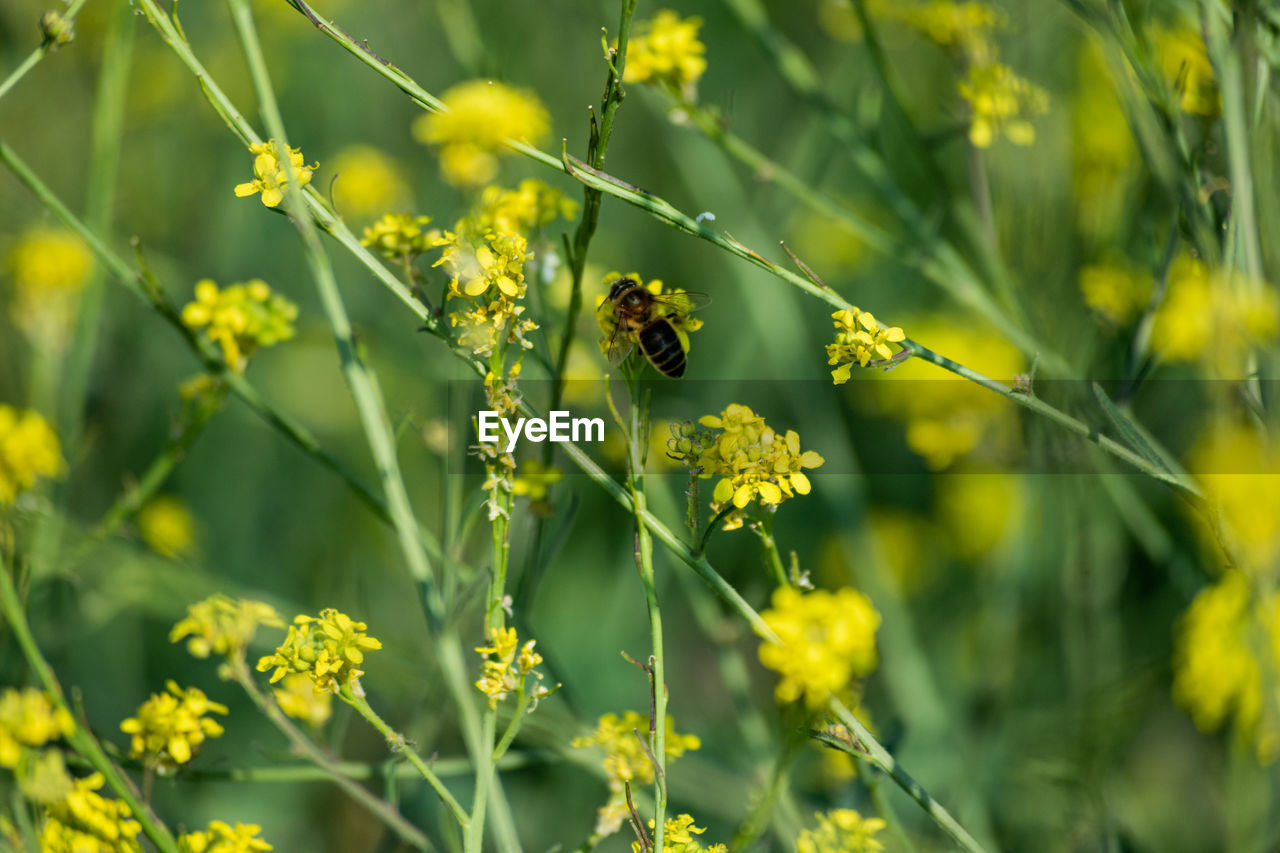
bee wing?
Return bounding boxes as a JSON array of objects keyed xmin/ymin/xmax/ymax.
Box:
[
  {"xmin": 653, "ymin": 291, "xmax": 711, "ymax": 313},
  {"xmin": 597, "ymin": 299, "xmax": 635, "ymax": 365}
]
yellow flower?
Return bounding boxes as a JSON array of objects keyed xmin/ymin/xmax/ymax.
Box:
[
  {"xmin": 827, "ymin": 308, "xmax": 906, "ymax": 382},
  {"xmin": 759, "ymin": 586, "xmax": 880, "ymax": 706},
  {"xmin": 958, "ymin": 63, "xmax": 1049, "ymax": 148},
  {"xmin": 7, "ymin": 226, "xmax": 92, "ymax": 344},
  {"xmin": 233, "ymin": 139, "xmax": 316, "ymax": 207},
  {"xmin": 256, "ymin": 608, "xmax": 383, "ymax": 694},
  {"xmin": 474, "ymin": 625, "xmax": 553, "ymax": 710},
  {"xmin": 512, "ymin": 459, "xmax": 563, "ymax": 503},
  {"xmin": 632, "ymin": 814, "xmax": 727, "ymax": 853},
  {"xmin": 466, "ymin": 179, "xmax": 579, "ymax": 237},
  {"xmin": 360, "ymin": 213, "xmax": 435, "ymax": 260},
  {"xmin": 170, "ymin": 595, "xmax": 285, "ymax": 661},
  {"xmin": 272, "ymin": 673, "xmax": 332, "ymax": 729},
  {"xmin": 137, "ymin": 495, "xmax": 196, "ymax": 558},
  {"xmin": 1153, "ymin": 24, "xmax": 1219, "ymax": 117},
  {"xmin": 898, "ymin": 1, "xmax": 1005, "ymax": 64},
  {"xmin": 179, "ymin": 278, "xmax": 298, "ymax": 373},
  {"xmin": 438, "ymin": 229, "xmax": 531, "ymax": 300},
  {"xmin": 329, "ymin": 144, "xmax": 409, "ymax": 219},
  {"xmin": 119, "ymin": 681, "xmax": 228, "ymax": 772},
  {"xmin": 693, "ymin": 404, "xmax": 825, "ymax": 513},
  {"xmin": 178, "ymin": 820, "xmax": 273, "ymax": 853},
  {"xmin": 1079, "ymin": 259, "xmax": 1152, "ymax": 326},
  {"xmin": 39, "ymin": 773, "xmax": 142, "ymax": 853},
  {"xmin": 1149, "ymin": 254, "xmax": 1277, "ymax": 371},
  {"xmin": 796, "ymin": 809, "xmax": 888, "ymax": 853},
  {"xmin": 622, "ymin": 11, "xmax": 708, "ymax": 97},
  {"xmin": 1173, "ymin": 571, "xmax": 1280, "ymax": 762},
  {"xmin": 412, "ymin": 80, "xmax": 550, "ymax": 187},
  {"xmin": 1189, "ymin": 419, "xmax": 1280, "ymax": 577},
  {"xmin": 0, "ymin": 687, "xmax": 74, "ymax": 769},
  {"xmin": 936, "ymin": 473, "xmax": 1022, "ymax": 560},
  {"xmin": 0, "ymin": 404, "xmax": 63, "ymax": 505},
  {"xmin": 573, "ymin": 711, "xmax": 701, "ymax": 836}
]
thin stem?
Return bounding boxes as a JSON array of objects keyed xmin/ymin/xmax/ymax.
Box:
[
  {"xmin": 756, "ymin": 511, "xmax": 788, "ymax": 588},
  {"xmin": 0, "ymin": 0, "xmax": 92, "ymax": 103},
  {"xmin": 0, "ymin": 565, "xmax": 180, "ymax": 853}
]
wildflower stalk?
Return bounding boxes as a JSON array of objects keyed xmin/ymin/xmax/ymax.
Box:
[
  {"xmin": 223, "ymin": 658, "xmax": 435, "ymax": 850},
  {"xmin": 0, "ymin": 0, "xmax": 92, "ymax": 103},
  {"xmin": 756, "ymin": 511, "xmax": 789, "ymax": 588},
  {"xmin": 0, "ymin": 563, "xmax": 181, "ymax": 853},
  {"xmin": 338, "ymin": 686, "xmax": 471, "ymax": 829}
]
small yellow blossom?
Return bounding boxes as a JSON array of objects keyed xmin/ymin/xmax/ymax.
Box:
[
  {"xmin": 412, "ymin": 80, "xmax": 550, "ymax": 187},
  {"xmin": 796, "ymin": 809, "xmax": 887, "ymax": 853},
  {"xmin": 233, "ymin": 139, "xmax": 316, "ymax": 208},
  {"xmin": 958, "ymin": 63, "xmax": 1049, "ymax": 148},
  {"xmin": 1153, "ymin": 24, "xmax": 1219, "ymax": 117},
  {"xmin": 137, "ymin": 495, "xmax": 196, "ymax": 558},
  {"xmin": 329, "ymin": 144, "xmax": 409, "ymax": 219},
  {"xmin": 180, "ymin": 278, "xmax": 298, "ymax": 373},
  {"xmin": 0, "ymin": 688, "xmax": 74, "ymax": 769},
  {"xmin": 178, "ymin": 820, "xmax": 273, "ymax": 853},
  {"xmin": 622, "ymin": 11, "xmax": 708, "ymax": 97},
  {"xmin": 466, "ymin": 180, "xmax": 578, "ymax": 236},
  {"xmin": 256, "ymin": 608, "xmax": 383, "ymax": 694},
  {"xmin": 0, "ymin": 404, "xmax": 63, "ymax": 505},
  {"xmin": 898, "ymin": 1, "xmax": 1005, "ymax": 64},
  {"xmin": 573, "ymin": 711, "xmax": 702, "ymax": 836},
  {"xmin": 1080, "ymin": 260, "xmax": 1153, "ymax": 326},
  {"xmin": 936, "ymin": 473, "xmax": 1022, "ymax": 560},
  {"xmin": 1189, "ymin": 420, "xmax": 1280, "ymax": 576},
  {"xmin": 360, "ymin": 213, "xmax": 435, "ymax": 260},
  {"xmin": 759, "ymin": 586, "xmax": 881, "ymax": 706},
  {"xmin": 39, "ymin": 10, "xmax": 76, "ymax": 48},
  {"xmin": 7, "ymin": 226, "xmax": 92, "ymax": 344},
  {"xmin": 39, "ymin": 773, "xmax": 142, "ymax": 853},
  {"xmin": 827, "ymin": 308, "xmax": 906, "ymax": 382},
  {"xmin": 119, "ymin": 681, "xmax": 228, "ymax": 772},
  {"xmin": 632, "ymin": 814, "xmax": 728, "ymax": 853},
  {"xmin": 512, "ymin": 458, "xmax": 563, "ymax": 505},
  {"xmin": 170, "ymin": 595, "xmax": 285, "ymax": 661},
  {"xmin": 474, "ymin": 625, "xmax": 554, "ymax": 710},
  {"xmin": 1173, "ymin": 571, "xmax": 1280, "ymax": 762},
  {"xmin": 272, "ymin": 672, "xmax": 333, "ymax": 729},
  {"xmin": 1149, "ymin": 254, "xmax": 1277, "ymax": 371},
  {"xmin": 438, "ymin": 229, "xmax": 531, "ymax": 300}
]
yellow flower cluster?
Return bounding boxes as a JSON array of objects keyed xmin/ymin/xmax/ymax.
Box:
[
  {"xmin": 1153, "ymin": 24, "xmax": 1219, "ymax": 117},
  {"xmin": 0, "ymin": 405, "xmax": 63, "ymax": 505},
  {"xmin": 119, "ymin": 681, "xmax": 227, "ymax": 772},
  {"xmin": 465, "ymin": 179, "xmax": 579, "ymax": 236},
  {"xmin": 180, "ymin": 278, "xmax": 298, "ymax": 374},
  {"xmin": 39, "ymin": 773, "xmax": 142, "ymax": 853},
  {"xmin": 256, "ymin": 609, "xmax": 383, "ymax": 694},
  {"xmin": 329, "ymin": 144, "xmax": 409, "ymax": 219},
  {"xmin": 796, "ymin": 809, "xmax": 887, "ymax": 853},
  {"xmin": 412, "ymin": 80, "xmax": 550, "ymax": 187},
  {"xmin": 272, "ymin": 673, "xmax": 332, "ymax": 729},
  {"xmin": 827, "ymin": 308, "xmax": 907, "ymax": 382},
  {"xmin": 1190, "ymin": 420, "xmax": 1280, "ymax": 576},
  {"xmin": 178, "ymin": 820, "xmax": 273, "ymax": 852},
  {"xmin": 689, "ymin": 405, "xmax": 825, "ymax": 517},
  {"xmin": 0, "ymin": 688, "xmax": 74, "ymax": 768},
  {"xmin": 171, "ymin": 595, "xmax": 285, "ymax": 660},
  {"xmin": 632, "ymin": 815, "xmax": 727, "ymax": 853},
  {"xmin": 474, "ymin": 625, "xmax": 553, "ymax": 710},
  {"xmin": 233, "ymin": 139, "xmax": 316, "ymax": 208},
  {"xmin": 759, "ymin": 586, "xmax": 881, "ymax": 706},
  {"xmin": 7, "ymin": 226, "xmax": 92, "ymax": 344},
  {"xmin": 435, "ymin": 228, "xmax": 537, "ymax": 357},
  {"xmin": 1173, "ymin": 571, "xmax": 1280, "ymax": 762},
  {"xmin": 897, "ymin": 1, "xmax": 1004, "ymax": 64},
  {"xmin": 1149, "ymin": 254, "xmax": 1277, "ymax": 372},
  {"xmin": 958, "ymin": 62, "xmax": 1050, "ymax": 147},
  {"xmin": 137, "ymin": 495, "xmax": 196, "ymax": 558},
  {"xmin": 622, "ymin": 10, "xmax": 708, "ymax": 97},
  {"xmin": 572, "ymin": 711, "xmax": 701, "ymax": 836},
  {"xmin": 360, "ymin": 213, "xmax": 435, "ymax": 260},
  {"xmin": 1079, "ymin": 259, "xmax": 1153, "ymax": 326}
]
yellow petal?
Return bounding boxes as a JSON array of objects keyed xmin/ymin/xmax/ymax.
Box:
[
  {"xmin": 790, "ymin": 471, "xmax": 811, "ymax": 495},
  {"xmin": 758, "ymin": 482, "xmax": 783, "ymax": 504},
  {"xmin": 733, "ymin": 483, "xmax": 754, "ymax": 508},
  {"xmin": 261, "ymin": 188, "xmax": 284, "ymax": 207},
  {"xmin": 713, "ymin": 478, "xmax": 734, "ymax": 504},
  {"xmin": 233, "ymin": 182, "xmax": 260, "ymax": 197}
]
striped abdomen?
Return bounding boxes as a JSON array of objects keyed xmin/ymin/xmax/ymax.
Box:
[{"xmin": 638, "ymin": 319, "xmax": 687, "ymax": 377}]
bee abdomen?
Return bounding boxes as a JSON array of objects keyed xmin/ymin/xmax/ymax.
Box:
[{"xmin": 639, "ymin": 322, "xmax": 687, "ymax": 378}]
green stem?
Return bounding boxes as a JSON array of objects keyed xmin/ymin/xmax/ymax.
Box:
[
  {"xmin": 0, "ymin": 0, "xmax": 92, "ymax": 103},
  {"xmin": 228, "ymin": 660, "xmax": 434, "ymax": 849},
  {"xmin": 341, "ymin": 687, "xmax": 471, "ymax": 829},
  {"xmin": 729, "ymin": 728, "xmax": 803, "ymax": 851},
  {"xmin": 757, "ymin": 511, "xmax": 788, "ymax": 588},
  {"xmin": 465, "ymin": 710, "xmax": 499, "ymax": 853},
  {"xmin": 0, "ymin": 565, "xmax": 180, "ymax": 853}
]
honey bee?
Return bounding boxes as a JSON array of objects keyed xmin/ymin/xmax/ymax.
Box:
[{"xmin": 599, "ymin": 277, "xmax": 711, "ymax": 378}]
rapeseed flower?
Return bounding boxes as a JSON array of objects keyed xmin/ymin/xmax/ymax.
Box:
[
  {"xmin": 256, "ymin": 608, "xmax": 383, "ymax": 694},
  {"xmin": 178, "ymin": 820, "xmax": 272, "ymax": 852},
  {"xmin": 796, "ymin": 809, "xmax": 887, "ymax": 853},
  {"xmin": 0, "ymin": 404, "xmax": 63, "ymax": 505},
  {"xmin": 329, "ymin": 144, "xmax": 409, "ymax": 219},
  {"xmin": 272, "ymin": 673, "xmax": 332, "ymax": 729},
  {"xmin": 180, "ymin": 278, "xmax": 298, "ymax": 373},
  {"xmin": 1079, "ymin": 259, "xmax": 1152, "ymax": 326},
  {"xmin": 171, "ymin": 595, "xmax": 285, "ymax": 661},
  {"xmin": 1153, "ymin": 24, "xmax": 1219, "ymax": 117},
  {"xmin": 899, "ymin": 1, "xmax": 1005, "ymax": 64},
  {"xmin": 1149, "ymin": 254, "xmax": 1276, "ymax": 371},
  {"xmin": 827, "ymin": 308, "xmax": 906, "ymax": 382},
  {"xmin": 412, "ymin": 80, "xmax": 550, "ymax": 187},
  {"xmin": 7, "ymin": 226, "xmax": 92, "ymax": 345},
  {"xmin": 474, "ymin": 625, "xmax": 554, "ymax": 710},
  {"xmin": 1189, "ymin": 419, "xmax": 1280, "ymax": 576},
  {"xmin": 137, "ymin": 495, "xmax": 196, "ymax": 558},
  {"xmin": 466, "ymin": 179, "xmax": 578, "ymax": 236},
  {"xmin": 360, "ymin": 213, "xmax": 435, "ymax": 260},
  {"xmin": 0, "ymin": 688, "xmax": 74, "ymax": 769},
  {"xmin": 623, "ymin": 11, "xmax": 708, "ymax": 97},
  {"xmin": 632, "ymin": 814, "xmax": 727, "ymax": 853},
  {"xmin": 958, "ymin": 62, "xmax": 1049, "ymax": 147},
  {"xmin": 759, "ymin": 586, "xmax": 880, "ymax": 706},
  {"xmin": 120, "ymin": 681, "xmax": 228, "ymax": 772},
  {"xmin": 233, "ymin": 139, "xmax": 316, "ymax": 208},
  {"xmin": 39, "ymin": 773, "xmax": 142, "ymax": 853}
]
